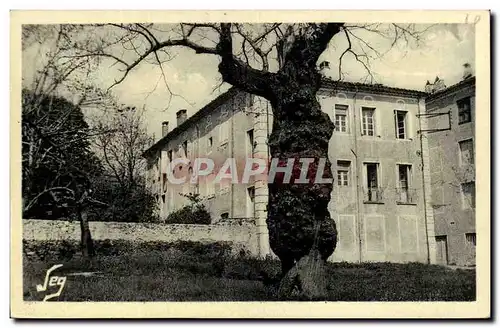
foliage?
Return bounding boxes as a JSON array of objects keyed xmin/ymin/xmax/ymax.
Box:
[
  {"xmin": 22, "ymin": 89, "xmax": 102, "ymax": 219},
  {"xmin": 87, "ymin": 106, "xmax": 158, "ymax": 223},
  {"xmin": 88, "ymin": 175, "xmax": 159, "ymax": 223},
  {"xmin": 165, "ymin": 193, "xmax": 211, "ymax": 225},
  {"xmin": 23, "ymin": 239, "xmax": 232, "ymax": 262}
]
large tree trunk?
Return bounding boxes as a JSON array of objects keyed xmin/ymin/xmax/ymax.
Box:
[
  {"xmin": 266, "ymin": 84, "xmax": 337, "ymax": 280},
  {"xmin": 216, "ymin": 23, "xmax": 343, "ymax": 300},
  {"xmin": 265, "ymin": 33, "xmax": 338, "ymax": 300},
  {"xmin": 79, "ymin": 209, "xmax": 95, "ymax": 258}
]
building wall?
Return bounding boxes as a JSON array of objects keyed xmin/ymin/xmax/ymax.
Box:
[
  {"xmin": 149, "ymin": 90, "xmax": 256, "ymax": 221},
  {"xmin": 146, "ymin": 90, "xmax": 271, "ymax": 257},
  {"xmin": 425, "ymin": 81, "xmax": 476, "ymax": 266},
  {"xmin": 146, "ymin": 86, "xmax": 436, "ymax": 264},
  {"xmin": 314, "ymin": 89, "xmax": 430, "ymax": 263},
  {"xmin": 23, "ymin": 219, "xmax": 259, "ymax": 256}
]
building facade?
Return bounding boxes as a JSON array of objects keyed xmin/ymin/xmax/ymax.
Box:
[
  {"xmin": 424, "ymin": 76, "xmax": 476, "ymax": 266},
  {"xmin": 143, "ymin": 78, "xmax": 444, "ymax": 264}
]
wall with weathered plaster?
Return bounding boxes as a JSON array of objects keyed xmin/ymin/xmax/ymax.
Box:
[
  {"xmin": 426, "ymin": 80, "xmax": 476, "ymax": 266},
  {"xmin": 23, "ymin": 219, "xmax": 259, "ymax": 256}
]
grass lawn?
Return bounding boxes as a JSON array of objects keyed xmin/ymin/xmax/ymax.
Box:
[{"xmin": 22, "ymin": 246, "xmax": 476, "ymax": 302}]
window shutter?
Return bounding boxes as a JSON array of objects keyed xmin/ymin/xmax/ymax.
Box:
[
  {"xmin": 393, "ymin": 110, "xmax": 398, "ymax": 138},
  {"xmin": 375, "ymin": 108, "xmax": 382, "ymax": 137},
  {"xmin": 360, "ymin": 107, "xmax": 365, "ymax": 135},
  {"xmin": 362, "ymin": 163, "xmax": 368, "ymax": 191},
  {"xmin": 407, "ymin": 112, "xmax": 414, "ymax": 139}
]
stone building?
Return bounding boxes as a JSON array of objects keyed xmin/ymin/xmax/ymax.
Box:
[
  {"xmin": 424, "ymin": 73, "xmax": 476, "ymax": 266},
  {"xmin": 318, "ymin": 80, "xmax": 434, "ymax": 263},
  {"xmin": 143, "ymin": 77, "xmax": 443, "ymax": 264},
  {"xmin": 143, "ymin": 89, "xmax": 272, "ymax": 257}
]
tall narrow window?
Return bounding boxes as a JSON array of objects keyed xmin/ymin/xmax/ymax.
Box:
[
  {"xmin": 335, "ymin": 104, "xmax": 348, "ymax": 133},
  {"xmin": 394, "ymin": 110, "xmax": 407, "ymax": 139},
  {"xmin": 162, "ymin": 173, "xmax": 168, "ymax": 193},
  {"xmin": 207, "ymin": 136, "xmax": 213, "ymax": 151},
  {"xmin": 461, "ymin": 182, "xmax": 476, "ymax": 209},
  {"xmin": 246, "ymin": 129, "xmax": 254, "ymax": 157},
  {"xmin": 167, "ymin": 150, "xmax": 173, "ymax": 162},
  {"xmin": 337, "ymin": 160, "xmax": 351, "ymax": 186},
  {"xmin": 457, "ymin": 97, "xmax": 472, "ymax": 124},
  {"xmin": 397, "ymin": 164, "xmax": 413, "ymax": 203},
  {"xmin": 362, "ymin": 107, "xmax": 375, "ymax": 136},
  {"xmin": 459, "ymin": 139, "xmax": 474, "ymax": 166},
  {"xmin": 182, "ymin": 141, "xmax": 188, "ymax": 157},
  {"xmin": 247, "ymin": 186, "xmax": 255, "ymax": 218},
  {"xmin": 364, "ymin": 163, "xmax": 381, "ymax": 202}
]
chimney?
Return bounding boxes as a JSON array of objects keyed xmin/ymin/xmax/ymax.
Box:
[
  {"xmin": 463, "ymin": 63, "xmax": 473, "ymax": 80},
  {"xmin": 318, "ymin": 61, "xmax": 330, "ymax": 77},
  {"xmin": 432, "ymin": 76, "xmax": 446, "ymax": 93},
  {"xmin": 425, "ymin": 80, "xmax": 433, "ymax": 93},
  {"xmin": 176, "ymin": 109, "xmax": 187, "ymax": 127},
  {"xmin": 161, "ymin": 121, "xmax": 169, "ymax": 137}
]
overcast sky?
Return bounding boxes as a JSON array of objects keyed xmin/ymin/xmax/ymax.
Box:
[{"xmin": 22, "ymin": 23, "xmax": 475, "ymax": 141}]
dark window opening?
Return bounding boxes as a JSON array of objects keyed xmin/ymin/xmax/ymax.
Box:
[{"xmin": 457, "ymin": 97, "xmax": 472, "ymax": 124}]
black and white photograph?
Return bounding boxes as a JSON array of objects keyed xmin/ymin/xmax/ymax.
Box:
[{"xmin": 11, "ymin": 10, "xmax": 490, "ymax": 318}]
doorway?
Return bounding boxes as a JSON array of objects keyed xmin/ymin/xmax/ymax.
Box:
[{"xmin": 435, "ymin": 235, "xmax": 448, "ymax": 265}]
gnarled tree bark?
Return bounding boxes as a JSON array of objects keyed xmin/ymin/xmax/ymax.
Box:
[{"xmin": 217, "ymin": 24, "xmax": 343, "ymax": 299}]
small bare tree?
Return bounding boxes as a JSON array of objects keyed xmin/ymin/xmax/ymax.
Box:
[{"xmin": 89, "ymin": 105, "xmax": 157, "ymax": 222}]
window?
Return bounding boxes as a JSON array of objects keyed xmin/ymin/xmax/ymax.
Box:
[
  {"xmin": 461, "ymin": 182, "xmax": 476, "ymax": 209},
  {"xmin": 465, "ymin": 233, "xmax": 476, "ymax": 247},
  {"xmin": 167, "ymin": 150, "xmax": 173, "ymax": 162},
  {"xmin": 398, "ymin": 165, "xmax": 411, "ymax": 189},
  {"xmin": 246, "ymin": 129, "xmax": 254, "ymax": 156},
  {"xmin": 219, "ymin": 121, "xmax": 229, "ymax": 144},
  {"xmin": 337, "ymin": 161, "xmax": 351, "ymax": 186},
  {"xmin": 157, "ymin": 158, "xmax": 161, "ymax": 181},
  {"xmin": 247, "ymin": 186, "xmax": 255, "ymax": 218},
  {"xmin": 397, "ymin": 164, "xmax": 414, "ymax": 203},
  {"xmin": 459, "ymin": 139, "xmax": 474, "ymax": 166},
  {"xmin": 394, "ymin": 110, "xmax": 407, "ymax": 139},
  {"xmin": 182, "ymin": 141, "xmax": 188, "ymax": 157},
  {"xmin": 335, "ymin": 105, "xmax": 348, "ymax": 133},
  {"xmin": 207, "ymin": 136, "xmax": 213, "ymax": 150},
  {"xmin": 361, "ymin": 107, "xmax": 375, "ymax": 136},
  {"xmin": 220, "ymin": 212, "xmax": 229, "ymax": 220},
  {"xmin": 457, "ymin": 97, "xmax": 472, "ymax": 124},
  {"xmin": 364, "ymin": 163, "xmax": 382, "ymax": 202},
  {"xmin": 162, "ymin": 173, "xmax": 168, "ymax": 193}
]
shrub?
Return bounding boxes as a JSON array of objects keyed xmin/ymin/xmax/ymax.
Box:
[
  {"xmin": 23, "ymin": 240, "xmax": 79, "ymax": 261},
  {"xmin": 23, "ymin": 239, "xmax": 233, "ymax": 262},
  {"xmin": 165, "ymin": 193, "xmax": 211, "ymax": 225}
]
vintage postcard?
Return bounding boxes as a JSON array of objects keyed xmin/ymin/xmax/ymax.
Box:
[{"xmin": 10, "ymin": 10, "xmax": 490, "ymax": 318}]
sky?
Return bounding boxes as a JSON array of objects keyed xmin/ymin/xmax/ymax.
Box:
[{"xmin": 22, "ymin": 23, "xmax": 475, "ymax": 142}]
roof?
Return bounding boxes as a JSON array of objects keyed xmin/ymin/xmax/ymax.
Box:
[
  {"xmin": 142, "ymin": 87, "xmax": 241, "ymax": 158},
  {"xmin": 425, "ymin": 76, "xmax": 475, "ymax": 102},
  {"xmin": 321, "ymin": 78, "xmax": 428, "ymax": 98},
  {"xmin": 143, "ymin": 79, "xmax": 427, "ymax": 159}
]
